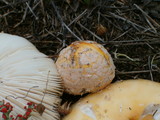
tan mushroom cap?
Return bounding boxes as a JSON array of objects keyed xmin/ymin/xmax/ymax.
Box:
[{"xmin": 56, "ymin": 41, "xmax": 115, "ymax": 95}]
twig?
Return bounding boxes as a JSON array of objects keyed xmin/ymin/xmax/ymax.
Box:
[
  {"xmin": 148, "ymin": 56, "xmax": 153, "ymax": 81},
  {"xmin": 51, "ymin": 1, "xmax": 82, "ymax": 41},
  {"xmin": 100, "ymin": 13, "xmax": 123, "ymax": 31},
  {"xmin": 151, "ymin": 54, "xmax": 160, "ymax": 72},
  {"xmin": 45, "ymin": 29, "xmax": 62, "ymax": 43},
  {"xmin": 41, "ymin": 71, "xmax": 50, "ymax": 104},
  {"xmin": 77, "ymin": 22, "xmax": 104, "ymax": 42},
  {"xmin": 0, "ymin": 10, "xmax": 14, "ymax": 18},
  {"xmin": 108, "ymin": 41, "xmax": 160, "ymax": 46},
  {"xmin": 14, "ymin": 2, "xmax": 29, "ymax": 28},
  {"xmin": 145, "ymin": 43, "xmax": 154, "ymax": 50},
  {"xmin": 26, "ymin": 2, "xmax": 38, "ymax": 20},
  {"xmin": 116, "ymin": 70, "xmax": 158, "ymax": 75},
  {"xmin": 109, "ymin": 12, "xmax": 156, "ymax": 33},
  {"xmin": 114, "ymin": 49, "xmax": 137, "ymax": 61},
  {"xmin": 134, "ymin": 4, "xmax": 157, "ymax": 33},
  {"xmin": 68, "ymin": 9, "xmax": 88, "ymax": 26},
  {"xmin": 40, "ymin": 0, "xmax": 45, "ymax": 15},
  {"xmin": 107, "ymin": 38, "xmax": 160, "ymax": 44},
  {"xmin": 64, "ymin": 23, "xmax": 82, "ymax": 41},
  {"xmin": 109, "ymin": 12, "xmax": 141, "ymax": 31},
  {"xmin": 134, "ymin": 4, "xmax": 160, "ymax": 28},
  {"xmin": 5, "ymin": 86, "xmax": 39, "ymax": 99},
  {"xmin": 74, "ymin": 27, "xmax": 84, "ymax": 40},
  {"xmin": 0, "ymin": 0, "xmax": 30, "ymax": 9},
  {"xmin": 1, "ymin": 0, "xmax": 9, "ymax": 5},
  {"xmin": 144, "ymin": 15, "xmax": 157, "ymax": 33},
  {"xmin": 112, "ymin": 28, "xmax": 132, "ymax": 41},
  {"xmin": 100, "ymin": 13, "xmax": 135, "ymax": 40}
]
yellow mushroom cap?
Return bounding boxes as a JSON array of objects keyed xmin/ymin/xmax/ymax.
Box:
[
  {"xmin": 56, "ymin": 41, "xmax": 115, "ymax": 95},
  {"xmin": 62, "ymin": 79, "xmax": 160, "ymax": 120}
]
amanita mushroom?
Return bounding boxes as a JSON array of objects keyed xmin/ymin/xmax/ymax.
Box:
[
  {"xmin": 0, "ymin": 33, "xmax": 63, "ymax": 120},
  {"xmin": 56, "ymin": 41, "xmax": 115, "ymax": 95},
  {"xmin": 62, "ymin": 79, "xmax": 160, "ymax": 120}
]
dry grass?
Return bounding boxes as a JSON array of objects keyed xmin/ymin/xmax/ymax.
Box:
[{"xmin": 1, "ymin": 0, "xmax": 160, "ymax": 80}]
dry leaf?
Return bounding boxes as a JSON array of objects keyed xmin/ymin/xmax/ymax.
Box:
[
  {"xmin": 96, "ymin": 24, "xmax": 107, "ymax": 36},
  {"xmin": 36, "ymin": 103, "xmax": 46, "ymax": 116},
  {"xmin": 58, "ymin": 102, "xmax": 71, "ymax": 116}
]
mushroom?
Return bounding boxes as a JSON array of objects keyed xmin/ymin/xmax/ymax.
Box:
[
  {"xmin": 56, "ymin": 41, "xmax": 115, "ymax": 95},
  {"xmin": 0, "ymin": 33, "xmax": 63, "ymax": 120},
  {"xmin": 62, "ymin": 79, "xmax": 160, "ymax": 120}
]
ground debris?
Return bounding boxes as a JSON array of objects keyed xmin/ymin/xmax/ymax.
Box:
[{"xmin": 0, "ymin": 0, "xmax": 160, "ymax": 82}]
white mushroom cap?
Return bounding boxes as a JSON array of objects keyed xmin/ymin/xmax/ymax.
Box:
[
  {"xmin": 56, "ymin": 41, "xmax": 115, "ymax": 95},
  {"xmin": 0, "ymin": 33, "xmax": 63, "ymax": 120}
]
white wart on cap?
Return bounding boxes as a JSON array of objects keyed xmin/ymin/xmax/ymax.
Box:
[{"xmin": 56, "ymin": 41, "xmax": 115, "ymax": 95}]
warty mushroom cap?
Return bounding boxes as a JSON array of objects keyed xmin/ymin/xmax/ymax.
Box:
[{"xmin": 56, "ymin": 40, "xmax": 115, "ymax": 95}]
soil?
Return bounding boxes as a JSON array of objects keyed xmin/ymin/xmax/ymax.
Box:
[{"xmin": 0, "ymin": 0, "xmax": 160, "ymax": 118}]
